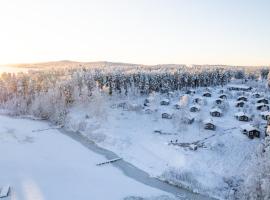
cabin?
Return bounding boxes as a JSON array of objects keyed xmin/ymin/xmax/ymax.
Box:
[
  {"xmin": 203, "ymin": 92, "xmax": 211, "ymax": 97},
  {"xmin": 160, "ymin": 99, "xmax": 170, "ymax": 106},
  {"xmin": 210, "ymin": 108, "xmax": 222, "ymax": 117},
  {"xmin": 215, "ymin": 98, "xmax": 224, "ymax": 105},
  {"xmin": 237, "ymin": 96, "xmax": 248, "ymax": 102},
  {"xmin": 203, "ymin": 119, "xmax": 216, "ymax": 130},
  {"xmin": 260, "ymin": 111, "xmax": 270, "ymax": 120},
  {"xmin": 162, "ymin": 113, "xmax": 173, "ymax": 119},
  {"xmin": 193, "ymin": 97, "xmax": 202, "ymax": 104},
  {"xmin": 235, "ymin": 112, "xmax": 250, "ymax": 122},
  {"xmin": 219, "ymin": 94, "xmax": 227, "ymax": 99},
  {"xmin": 256, "ymin": 103, "xmax": 269, "ymax": 111},
  {"xmin": 227, "ymin": 84, "xmax": 252, "ymax": 91},
  {"xmin": 190, "ymin": 105, "xmax": 200, "ymax": 112},
  {"xmin": 240, "ymin": 124, "xmax": 260, "ymax": 139},
  {"xmin": 235, "ymin": 100, "xmax": 245, "ymax": 107},
  {"xmin": 252, "ymin": 93, "xmax": 261, "ymax": 98},
  {"xmin": 186, "ymin": 89, "xmax": 195, "ymax": 95},
  {"xmin": 257, "ymin": 98, "xmax": 269, "ymax": 104}
]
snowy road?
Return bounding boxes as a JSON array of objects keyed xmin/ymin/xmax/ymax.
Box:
[{"xmin": 0, "ymin": 115, "xmax": 168, "ymax": 200}]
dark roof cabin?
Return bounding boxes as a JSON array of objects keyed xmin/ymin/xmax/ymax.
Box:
[
  {"xmin": 235, "ymin": 112, "xmax": 250, "ymax": 122},
  {"xmin": 162, "ymin": 113, "xmax": 172, "ymax": 119},
  {"xmin": 203, "ymin": 119, "xmax": 216, "ymax": 130},
  {"xmin": 210, "ymin": 108, "xmax": 222, "ymax": 117},
  {"xmin": 260, "ymin": 111, "xmax": 270, "ymax": 120},
  {"xmin": 256, "ymin": 103, "xmax": 269, "ymax": 111},
  {"xmin": 203, "ymin": 92, "xmax": 211, "ymax": 97},
  {"xmin": 216, "ymin": 98, "xmax": 224, "ymax": 105},
  {"xmin": 219, "ymin": 94, "xmax": 227, "ymax": 99},
  {"xmin": 257, "ymin": 98, "xmax": 269, "ymax": 104},
  {"xmin": 160, "ymin": 99, "xmax": 170, "ymax": 106},
  {"xmin": 241, "ymin": 124, "xmax": 260, "ymax": 139},
  {"xmin": 237, "ymin": 96, "xmax": 248, "ymax": 102},
  {"xmin": 186, "ymin": 89, "xmax": 195, "ymax": 95},
  {"xmin": 190, "ymin": 105, "xmax": 200, "ymax": 112},
  {"xmin": 235, "ymin": 100, "xmax": 245, "ymax": 107}
]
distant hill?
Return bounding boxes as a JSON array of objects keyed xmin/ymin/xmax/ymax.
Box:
[{"xmin": 7, "ymin": 60, "xmax": 146, "ymax": 69}]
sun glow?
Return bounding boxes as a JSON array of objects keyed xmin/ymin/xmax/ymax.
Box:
[{"xmin": 0, "ymin": 0, "xmax": 269, "ymax": 66}]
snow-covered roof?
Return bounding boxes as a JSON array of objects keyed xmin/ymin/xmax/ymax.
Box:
[
  {"xmin": 237, "ymin": 96, "xmax": 247, "ymax": 99},
  {"xmin": 210, "ymin": 108, "xmax": 222, "ymax": 113},
  {"xmin": 235, "ymin": 100, "xmax": 245, "ymax": 104},
  {"xmin": 216, "ymin": 98, "xmax": 224, "ymax": 101},
  {"xmin": 260, "ymin": 111, "xmax": 270, "ymax": 116},
  {"xmin": 240, "ymin": 124, "xmax": 259, "ymax": 132},
  {"xmin": 203, "ymin": 118, "xmax": 214, "ymax": 124},
  {"xmin": 235, "ymin": 112, "xmax": 249, "ymax": 117},
  {"xmin": 257, "ymin": 97, "xmax": 268, "ymax": 101},
  {"xmin": 190, "ymin": 105, "xmax": 200, "ymax": 109},
  {"xmin": 256, "ymin": 103, "xmax": 269, "ymax": 107},
  {"xmin": 227, "ymin": 84, "xmax": 251, "ymax": 89}
]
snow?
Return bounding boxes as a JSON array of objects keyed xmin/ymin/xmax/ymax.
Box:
[
  {"xmin": 65, "ymin": 85, "xmax": 264, "ymax": 199},
  {"xmin": 240, "ymin": 124, "xmax": 258, "ymax": 132},
  {"xmin": 0, "ymin": 115, "xmax": 166, "ymax": 200}
]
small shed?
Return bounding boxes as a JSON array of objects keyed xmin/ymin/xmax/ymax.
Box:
[
  {"xmin": 203, "ymin": 92, "xmax": 211, "ymax": 97},
  {"xmin": 162, "ymin": 113, "xmax": 173, "ymax": 119},
  {"xmin": 219, "ymin": 94, "xmax": 227, "ymax": 99},
  {"xmin": 190, "ymin": 105, "xmax": 200, "ymax": 112},
  {"xmin": 260, "ymin": 111, "xmax": 270, "ymax": 120},
  {"xmin": 235, "ymin": 112, "xmax": 250, "ymax": 122},
  {"xmin": 160, "ymin": 99, "xmax": 170, "ymax": 106},
  {"xmin": 216, "ymin": 98, "xmax": 224, "ymax": 105},
  {"xmin": 235, "ymin": 100, "xmax": 245, "ymax": 107},
  {"xmin": 237, "ymin": 96, "xmax": 248, "ymax": 102},
  {"xmin": 240, "ymin": 124, "xmax": 260, "ymax": 139},
  {"xmin": 210, "ymin": 108, "xmax": 222, "ymax": 117},
  {"xmin": 256, "ymin": 103, "xmax": 269, "ymax": 111},
  {"xmin": 257, "ymin": 98, "xmax": 269, "ymax": 104},
  {"xmin": 203, "ymin": 119, "xmax": 216, "ymax": 130}
]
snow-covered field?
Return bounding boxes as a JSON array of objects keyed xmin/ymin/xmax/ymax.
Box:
[
  {"xmin": 65, "ymin": 82, "xmax": 268, "ymax": 199},
  {"xmin": 0, "ymin": 115, "xmax": 170, "ymax": 200}
]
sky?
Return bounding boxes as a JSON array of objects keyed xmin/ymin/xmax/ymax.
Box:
[{"xmin": 0, "ymin": 0, "xmax": 269, "ymax": 66}]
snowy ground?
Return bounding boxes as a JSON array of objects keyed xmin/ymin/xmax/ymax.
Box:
[
  {"xmin": 66, "ymin": 83, "xmax": 267, "ymax": 199},
  {"xmin": 0, "ymin": 115, "xmax": 170, "ymax": 200}
]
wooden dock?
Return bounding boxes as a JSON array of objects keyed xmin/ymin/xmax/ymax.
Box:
[{"xmin": 96, "ymin": 158, "xmax": 122, "ymax": 166}]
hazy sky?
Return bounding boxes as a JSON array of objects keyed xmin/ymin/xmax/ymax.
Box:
[{"xmin": 0, "ymin": 0, "xmax": 269, "ymax": 65}]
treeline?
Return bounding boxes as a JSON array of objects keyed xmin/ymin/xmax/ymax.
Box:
[{"xmin": 0, "ymin": 65, "xmax": 268, "ymax": 123}]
